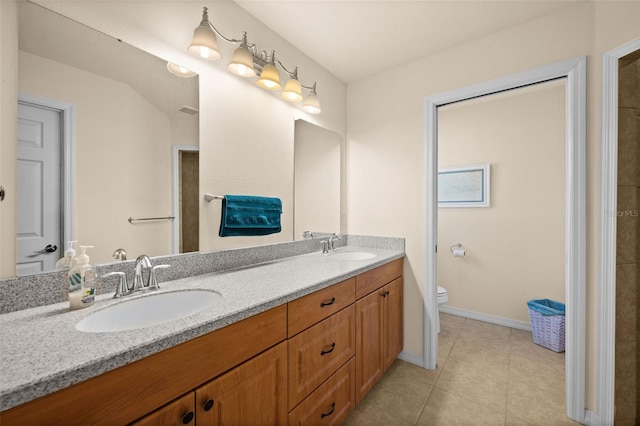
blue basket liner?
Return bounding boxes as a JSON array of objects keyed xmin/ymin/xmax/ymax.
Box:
[{"xmin": 527, "ymin": 299, "xmax": 565, "ymax": 316}]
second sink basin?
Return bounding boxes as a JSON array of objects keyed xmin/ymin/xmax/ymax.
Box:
[
  {"xmin": 75, "ymin": 290, "xmax": 220, "ymax": 333},
  {"xmin": 329, "ymin": 251, "xmax": 377, "ymax": 260}
]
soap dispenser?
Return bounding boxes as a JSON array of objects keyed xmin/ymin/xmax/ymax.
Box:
[
  {"xmin": 68, "ymin": 245, "xmax": 97, "ymax": 310},
  {"xmin": 55, "ymin": 240, "xmax": 78, "ymax": 270}
]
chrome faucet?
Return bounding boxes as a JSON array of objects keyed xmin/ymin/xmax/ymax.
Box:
[
  {"xmin": 101, "ymin": 255, "xmax": 171, "ymax": 298},
  {"xmin": 132, "ymin": 255, "xmax": 152, "ymax": 291},
  {"xmin": 112, "ymin": 248, "xmax": 127, "ymax": 261},
  {"xmin": 328, "ymin": 233, "xmax": 342, "ymax": 251},
  {"xmin": 101, "ymin": 271, "xmax": 129, "ymax": 298}
]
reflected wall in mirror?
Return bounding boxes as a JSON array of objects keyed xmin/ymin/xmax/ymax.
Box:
[
  {"xmin": 294, "ymin": 120, "xmax": 341, "ymax": 239},
  {"xmin": 17, "ymin": 1, "xmax": 199, "ymax": 275}
]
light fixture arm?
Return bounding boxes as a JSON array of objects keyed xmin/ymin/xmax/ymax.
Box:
[{"xmin": 200, "ymin": 7, "xmax": 243, "ymax": 44}]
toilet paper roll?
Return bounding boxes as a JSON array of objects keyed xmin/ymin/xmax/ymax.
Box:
[{"xmin": 453, "ymin": 249, "xmax": 466, "ymax": 257}]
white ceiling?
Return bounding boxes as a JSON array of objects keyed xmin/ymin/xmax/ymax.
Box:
[{"xmin": 234, "ymin": 0, "xmax": 583, "ymax": 83}]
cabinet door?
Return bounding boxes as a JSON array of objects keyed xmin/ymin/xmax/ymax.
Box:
[
  {"xmin": 384, "ymin": 277, "xmax": 403, "ymax": 371},
  {"xmin": 288, "ymin": 358, "xmax": 356, "ymax": 426},
  {"xmin": 195, "ymin": 342, "xmax": 287, "ymax": 426},
  {"xmin": 288, "ymin": 305, "xmax": 356, "ymax": 409},
  {"xmin": 131, "ymin": 392, "xmax": 195, "ymax": 426},
  {"xmin": 355, "ymin": 289, "xmax": 384, "ymax": 403}
]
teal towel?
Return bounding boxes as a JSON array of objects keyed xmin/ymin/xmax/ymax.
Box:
[{"xmin": 219, "ymin": 195, "xmax": 282, "ymax": 237}]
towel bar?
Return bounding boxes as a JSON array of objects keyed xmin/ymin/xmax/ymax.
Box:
[
  {"xmin": 204, "ymin": 193, "xmax": 225, "ymax": 202},
  {"xmin": 128, "ymin": 216, "xmax": 175, "ymax": 224}
]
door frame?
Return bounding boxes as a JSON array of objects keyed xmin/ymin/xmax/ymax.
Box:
[
  {"xmin": 17, "ymin": 92, "xmax": 75, "ymax": 258},
  {"xmin": 424, "ymin": 56, "xmax": 587, "ymax": 422},
  {"xmin": 597, "ymin": 37, "xmax": 640, "ymax": 426},
  {"xmin": 171, "ymin": 145, "xmax": 199, "ymax": 254}
]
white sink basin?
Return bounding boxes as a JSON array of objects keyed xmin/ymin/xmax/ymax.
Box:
[
  {"xmin": 75, "ymin": 290, "xmax": 220, "ymax": 333},
  {"xmin": 329, "ymin": 251, "xmax": 377, "ymax": 260}
]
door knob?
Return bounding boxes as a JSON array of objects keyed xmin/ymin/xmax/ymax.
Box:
[{"xmin": 33, "ymin": 244, "xmax": 57, "ymax": 254}]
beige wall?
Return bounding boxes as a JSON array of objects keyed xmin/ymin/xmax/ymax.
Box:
[
  {"xmin": 437, "ymin": 81, "xmax": 566, "ymax": 324},
  {"xmin": 19, "ymin": 51, "xmax": 192, "ymax": 264},
  {"xmin": 347, "ymin": 1, "xmax": 640, "ymax": 410}
]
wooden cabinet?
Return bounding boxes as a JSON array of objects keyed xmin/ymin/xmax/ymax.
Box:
[
  {"xmin": 0, "ymin": 306, "xmax": 287, "ymax": 426},
  {"xmin": 384, "ymin": 277, "xmax": 403, "ymax": 371},
  {"xmin": 288, "ymin": 278, "xmax": 355, "ymax": 337},
  {"xmin": 131, "ymin": 393, "xmax": 195, "ymax": 426},
  {"xmin": 288, "ymin": 358, "xmax": 356, "ymax": 426},
  {"xmin": 355, "ymin": 276, "xmax": 403, "ymax": 403},
  {"xmin": 195, "ymin": 342, "xmax": 287, "ymax": 426},
  {"xmin": 288, "ymin": 305, "xmax": 356, "ymax": 409},
  {"xmin": 1, "ymin": 258, "xmax": 403, "ymax": 426}
]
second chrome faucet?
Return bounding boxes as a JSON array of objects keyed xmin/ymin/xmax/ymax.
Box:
[{"xmin": 322, "ymin": 233, "xmax": 343, "ymax": 254}]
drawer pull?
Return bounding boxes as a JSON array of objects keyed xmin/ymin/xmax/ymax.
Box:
[
  {"xmin": 182, "ymin": 411, "xmax": 194, "ymax": 424},
  {"xmin": 320, "ymin": 297, "xmax": 336, "ymax": 307},
  {"xmin": 380, "ymin": 290, "xmax": 390, "ymax": 298},
  {"xmin": 203, "ymin": 399, "xmax": 214, "ymax": 412},
  {"xmin": 321, "ymin": 402, "xmax": 336, "ymax": 418},
  {"xmin": 320, "ymin": 342, "xmax": 336, "ymax": 356}
]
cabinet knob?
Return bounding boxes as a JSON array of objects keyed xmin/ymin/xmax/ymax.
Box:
[
  {"xmin": 182, "ymin": 411, "xmax": 194, "ymax": 424},
  {"xmin": 320, "ymin": 402, "xmax": 336, "ymax": 418},
  {"xmin": 320, "ymin": 342, "xmax": 336, "ymax": 356},
  {"xmin": 203, "ymin": 399, "xmax": 214, "ymax": 411},
  {"xmin": 320, "ymin": 297, "xmax": 336, "ymax": 307}
]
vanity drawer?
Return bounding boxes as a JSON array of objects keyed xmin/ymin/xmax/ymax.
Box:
[
  {"xmin": 288, "ymin": 278, "xmax": 355, "ymax": 337},
  {"xmin": 288, "ymin": 357, "xmax": 356, "ymax": 426},
  {"xmin": 288, "ymin": 305, "xmax": 356, "ymax": 409},
  {"xmin": 355, "ymin": 258, "xmax": 403, "ymax": 299}
]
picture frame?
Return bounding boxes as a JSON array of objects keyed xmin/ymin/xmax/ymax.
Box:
[{"xmin": 438, "ymin": 164, "xmax": 490, "ymax": 208}]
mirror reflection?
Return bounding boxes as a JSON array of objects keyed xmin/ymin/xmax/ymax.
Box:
[
  {"xmin": 294, "ymin": 120, "xmax": 341, "ymax": 239},
  {"xmin": 17, "ymin": 1, "xmax": 199, "ymax": 275}
]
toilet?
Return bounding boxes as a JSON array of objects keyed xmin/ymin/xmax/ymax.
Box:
[{"xmin": 437, "ymin": 286, "xmax": 448, "ymax": 333}]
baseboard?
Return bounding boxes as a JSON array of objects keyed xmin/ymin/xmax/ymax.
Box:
[
  {"xmin": 397, "ymin": 350, "xmax": 424, "ymax": 368},
  {"xmin": 440, "ymin": 305, "xmax": 532, "ymax": 332}
]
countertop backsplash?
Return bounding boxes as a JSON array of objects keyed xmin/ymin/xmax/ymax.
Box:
[{"xmin": 0, "ymin": 235, "xmax": 404, "ymax": 314}]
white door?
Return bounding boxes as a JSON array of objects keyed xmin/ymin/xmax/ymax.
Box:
[{"xmin": 17, "ymin": 101, "xmax": 62, "ymax": 275}]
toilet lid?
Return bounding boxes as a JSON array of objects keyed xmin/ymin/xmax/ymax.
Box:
[{"xmin": 437, "ymin": 286, "xmax": 447, "ymax": 295}]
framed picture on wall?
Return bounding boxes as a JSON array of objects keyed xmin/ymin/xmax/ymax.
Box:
[{"xmin": 438, "ymin": 164, "xmax": 490, "ymax": 208}]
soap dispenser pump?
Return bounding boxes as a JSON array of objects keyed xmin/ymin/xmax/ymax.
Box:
[
  {"xmin": 55, "ymin": 240, "xmax": 78, "ymax": 270},
  {"xmin": 68, "ymin": 245, "xmax": 97, "ymax": 310}
]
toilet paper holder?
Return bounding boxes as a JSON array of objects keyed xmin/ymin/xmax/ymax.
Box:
[{"xmin": 449, "ymin": 243, "xmax": 468, "ymax": 257}]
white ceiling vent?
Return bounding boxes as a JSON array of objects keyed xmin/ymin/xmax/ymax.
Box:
[{"xmin": 179, "ymin": 105, "xmax": 199, "ymax": 115}]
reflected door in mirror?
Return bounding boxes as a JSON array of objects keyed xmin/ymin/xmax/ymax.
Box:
[{"xmin": 17, "ymin": 101, "xmax": 62, "ymax": 275}]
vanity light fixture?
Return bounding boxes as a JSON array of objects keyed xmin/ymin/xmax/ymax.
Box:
[
  {"xmin": 281, "ymin": 67, "xmax": 303, "ymax": 102},
  {"xmin": 301, "ymin": 83, "xmax": 321, "ymax": 114},
  {"xmin": 188, "ymin": 6, "xmax": 321, "ymax": 114},
  {"xmin": 166, "ymin": 62, "xmax": 197, "ymax": 78}
]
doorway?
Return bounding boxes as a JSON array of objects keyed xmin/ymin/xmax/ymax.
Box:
[
  {"xmin": 16, "ymin": 93, "xmax": 74, "ymax": 275},
  {"xmin": 425, "ymin": 56, "xmax": 587, "ymax": 423},
  {"xmin": 172, "ymin": 146, "xmax": 199, "ymax": 254},
  {"xmin": 598, "ymin": 39, "xmax": 640, "ymax": 425}
]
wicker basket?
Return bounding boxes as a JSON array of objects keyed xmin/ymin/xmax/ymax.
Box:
[{"xmin": 527, "ymin": 299, "xmax": 565, "ymax": 353}]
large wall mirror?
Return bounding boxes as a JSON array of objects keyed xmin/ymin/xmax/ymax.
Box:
[
  {"xmin": 17, "ymin": 1, "xmax": 199, "ymax": 275},
  {"xmin": 14, "ymin": 2, "xmax": 342, "ymax": 278}
]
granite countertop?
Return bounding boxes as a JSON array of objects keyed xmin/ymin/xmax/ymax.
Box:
[{"xmin": 0, "ymin": 245, "xmax": 404, "ymax": 411}]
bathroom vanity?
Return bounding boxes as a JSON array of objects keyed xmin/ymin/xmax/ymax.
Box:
[{"xmin": 0, "ymin": 238, "xmax": 404, "ymax": 425}]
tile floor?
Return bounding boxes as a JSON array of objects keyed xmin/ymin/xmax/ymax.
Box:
[{"xmin": 343, "ymin": 313, "xmax": 577, "ymax": 425}]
